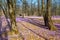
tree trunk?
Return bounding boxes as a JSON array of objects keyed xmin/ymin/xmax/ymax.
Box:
[
  {"xmin": 37, "ymin": 0, "xmax": 41, "ymax": 16},
  {"xmin": 43, "ymin": 0, "xmax": 57, "ymax": 31},
  {"xmin": 7, "ymin": 0, "xmax": 18, "ymax": 34}
]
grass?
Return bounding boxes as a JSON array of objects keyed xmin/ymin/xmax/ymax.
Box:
[
  {"xmin": 35, "ymin": 18, "xmax": 60, "ymax": 24},
  {"xmin": 2, "ymin": 17, "xmax": 60, "ymax": 40},
  {"xmin": 17, "ymin": 21, "xmax": 59, "ymax": 40},
  {"xmin": 7, "ymin": 22, "xmax": 44, "ymax": 40}
]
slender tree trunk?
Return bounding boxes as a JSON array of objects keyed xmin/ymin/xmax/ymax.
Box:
[
  {"xmin": 43, "ymin": 0, "xmax": 57, "ymax": 31},
  {"xmin": 22, "ymin": 0, "xmax": 27, "ymax": 16},
  {"xmin": 41, "ymin": 0, "xmax": 45, "ymax": 16},
  {"xmin": 31, "ymin": 0, "xmax": 33, "ymax": 16},
  {"xmin": 37, "ymin": 0, "xmax": 41, "ymax": 16}
]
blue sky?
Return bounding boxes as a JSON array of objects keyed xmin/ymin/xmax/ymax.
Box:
[
  {"xmin": 17, "ymin": 0, "xmax": 60, "ymax": 5},
  {"xmin": 17, "ymin": 0, "xmax": 37, "ymax": 5}
]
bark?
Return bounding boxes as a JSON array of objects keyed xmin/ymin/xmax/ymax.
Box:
[
  {"xmin": 31, "ymin": 0, "xmax": 33, "ymax": 15},
  {"xmin": 7, "ymin": 0, "xmax": 18, "ymax": 34},
  {"xmin": 22, "ymin": 0, "xmax": 27, "ymax": 16},
  {"xmin": 37, "ymin": 0, "xmax": 41, "ymax": 16},
  {"xmin": 41, "ymin": 0, "xmax": 45, "ymax": 16},
  {"xmin": 43, "ymin": 0, "xmax": 57, "ymax": 31}
]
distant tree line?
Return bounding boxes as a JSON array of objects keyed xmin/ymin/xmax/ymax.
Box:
[{"xmin": 14, "ymin": 0, "xmax": 60, "ymax": 16}]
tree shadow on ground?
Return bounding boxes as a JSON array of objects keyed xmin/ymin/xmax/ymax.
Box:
[{"xmin": 19, "ymin": 17, "xmax": 49, "ymax": 29}]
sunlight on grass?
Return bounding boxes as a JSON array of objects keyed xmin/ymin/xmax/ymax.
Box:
[
  {"xmin": 16, "ymin": 22, "xmax": 45, "ymax": 40},
  {"xmin": 8, "ymin": 31, "xmax": 23, "ymax": 40}
]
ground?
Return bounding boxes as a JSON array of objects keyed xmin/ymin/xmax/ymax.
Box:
[{"xmin": 1, "ymin": 16, "xmax": 60, "ymax": 40}]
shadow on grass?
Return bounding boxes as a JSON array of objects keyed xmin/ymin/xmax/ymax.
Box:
[{"xmin": 19, "ymin": 18, "xmax": 49, "ymax": 29}]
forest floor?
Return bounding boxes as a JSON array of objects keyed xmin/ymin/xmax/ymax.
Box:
[{"xmin": 1, "ymin": 16, "xmax": 60, "ymax": 40}]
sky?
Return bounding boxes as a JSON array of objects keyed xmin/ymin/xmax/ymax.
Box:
[
  {"xmin": 17, "ymin": 0, "xmax": 37, "ymax": 5},
  {"xmin": 1, "ymin": 0, "xmax": 60, "ymax": 6},
  {"xmin": 17, "ymin": 0, "xmax": 60, "ymax": 5}
]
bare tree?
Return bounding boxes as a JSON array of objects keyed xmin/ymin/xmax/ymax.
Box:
[
  {"xmin": 30, "ymin": 0, "xmax": 33, "ymax": 16},
  {"xmin": 7, "ymin": 0, "xmax": 19, "ymax": 34},
  {"xmin": 43, "ymin": 0, "xmax": 57, "ymax": 30},
  {"xmin": 22, "ymin": 0, "xmax": 29, "ymax": 16},
  {"xmin": 37, "ymin": 0, "xmax": 41, "ymax": 16}
]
